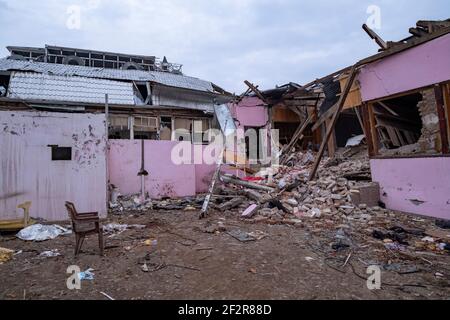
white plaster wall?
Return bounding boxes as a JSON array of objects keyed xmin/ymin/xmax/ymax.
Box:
[{"xmin": 0, "ymin": 111, "xmax": 107, "ymax": 221}]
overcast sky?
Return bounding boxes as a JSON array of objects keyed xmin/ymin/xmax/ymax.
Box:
[{"xmin": 0, "ymin": 0, "xmax": 448, "ymax": 93}]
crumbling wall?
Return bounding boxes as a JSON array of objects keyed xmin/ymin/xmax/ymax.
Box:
[
  {"xmin": 0, "ymin": 110, "xmax": 107, "ymax": 221},
  {"xmin": 417, "ymin": 89, "xmax": 442, "ymax": 153}
]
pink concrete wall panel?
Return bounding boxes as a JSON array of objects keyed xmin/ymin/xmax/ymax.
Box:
[
  {"xmin": 358, "ymin": 33, "xmax": 450, "ymax": 102},
  {"xmin": 109, "ymin": 140, "xmax": 197, "ymax": 199},
  {"xmin": 370, "ymin": 157, "xmax": 450, "ymax": 219},
  {"xmin": 229, "ymin": 97, "xmax": 269, "ymax": 128},
  {"xmin": 0, "ymin": 111, "xmax": 107, "ymax": 221}
]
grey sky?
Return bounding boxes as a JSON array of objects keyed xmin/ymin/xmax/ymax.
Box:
[{"xmin": 0, "ymin": 0, "xmax": 448, "ymax": 93}]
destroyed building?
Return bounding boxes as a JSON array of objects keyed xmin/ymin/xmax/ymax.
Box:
[
  {"xmin": 227, "ymin": 19, "xmax": 450, "ymax": 221},
  {"xmin": 0, "ymin": 45, "xmax": 232, "ymax": 221}
]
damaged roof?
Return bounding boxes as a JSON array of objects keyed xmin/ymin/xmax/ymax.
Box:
[
  {"xmin": 7, "ymin": 72, "xmax": 136, "ymax": 105},
  {"xmin": 0, "ymin": 58, "xmax": 216, "ymax": 93}
]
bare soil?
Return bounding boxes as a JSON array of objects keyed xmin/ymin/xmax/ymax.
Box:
[{"xmin": 1, "ymin": 209, "xmax": 449, "ymax": 300}]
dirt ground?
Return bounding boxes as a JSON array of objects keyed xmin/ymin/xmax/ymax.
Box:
[{"xmin": 1, "ymin": 208, "xmax": 449, "ymax": 300}]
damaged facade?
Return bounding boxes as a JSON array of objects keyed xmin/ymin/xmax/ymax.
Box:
[
  {"xmin": 0, "ymin": 45, "xmax": 232, "ymax": 221},
  {"xmin": 227, "ymin": 19, "xmax": 450, "ymax": 220}
]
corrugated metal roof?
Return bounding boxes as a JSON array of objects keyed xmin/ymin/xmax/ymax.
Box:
[
  {"xmin": 0, "ymin": 58, "xmax": 214, "ymax": 92},
  {"xmin": 8, "ymin": 72, "xmax": 136, "ymax": 105}
]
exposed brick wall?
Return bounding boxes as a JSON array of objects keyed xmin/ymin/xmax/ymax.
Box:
[{"xmin": 417, "ymin": 89, "xmax": 441, "ymax": 153}]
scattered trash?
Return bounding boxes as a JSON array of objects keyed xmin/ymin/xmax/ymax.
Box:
[
  {"xmin": 436, "ymin": 219, "xmax": 450, "ymax": 229},
  {"xmin": 78, "ymin": 268, "xmax": 95, "ymax": 281},
  {"xmin": 305, "ymin": 257, "xmax": 315, "ymax": 262},
  {"xmin": 144, "ymin": 239, "xmax": 158, "ymax": 246},
  {"xmin": 17, "ymin": 224, "xmax": 71, "ymax": 241},
  {"xmin": 332, "ymin": 228, "xmax": 352, "ymax": 251},
  {"xmin": 141, "ymin": 263, "xmax": 149, "ymax": 273},
  {"xmin": 39, "ymin": 249, "xmax": 61, "ymax": 258},
  {"xmin": 227, "ymin": 230, "xmax": 258, "ymax": 242},
  {"xmin": 383, "ymin": 263, "xmax": 419, "ymax": 274},
  {"xmin": 372, "ymin": 228, "xmax": 408, "ymax": 245},
  {"xmin": 0, "ymin": 247, "xmax": 14, "ymax": 264},
  {"xmin": 248, "ymin": 268, "xmax": 257, "ymax": 274},
  {"xmin": 103, "ymin": 223, "xmax": 146, "ymax": 235},
  {"xmin": 100, "ymin": 291, "xmax": 115, "ymax": 300},
  {"xmin": 247, "ymin": 230, "xmax": 268, "ymax": 241},
  {"xmin": 421, "ymin": 236, "xmax": 435, "ymax": 243},
  {"xmin": 384, "ymin": 243, "xmax": 407, "ymax": 251},
  {"xmin": 242, "ymin": 204, "xmax": 259, "ymax": 218}
]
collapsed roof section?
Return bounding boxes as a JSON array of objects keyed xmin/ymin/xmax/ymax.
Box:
[{"xmin": 0, "ymin": 58, "xmax": 217, "ymax": 93}]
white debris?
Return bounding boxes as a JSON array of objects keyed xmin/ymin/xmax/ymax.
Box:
[
  {"xmin": 17, "ymin": 224, "xmax": 71, "ymax": 242},
  {"xmin": 39, "ymin": 249, "xmax": 61, "ymax": 258},
  {"xmin": 103, "ymin": 223, "xmax": 146, "ymax": 235}
]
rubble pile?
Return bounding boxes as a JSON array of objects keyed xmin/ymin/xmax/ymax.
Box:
[
  {"xmin": 213, "ymin": 147, "xmax": 374, "ymax": 223},
  {"xmin": 110, "ymin": 193, "xmax": 205, "ymax": 214},
  {"xmin": 212, "ymin": 146, "xmax": 450, "ymax": 259}
]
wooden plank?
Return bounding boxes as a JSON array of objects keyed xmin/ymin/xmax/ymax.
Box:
[
  {"xmin": 434, "ymin": 84, "xmax": 450, "ymax": 154},
  {"xmin": 325, "ymin": 118, "xmax": 336, "ymax": 158},
  {"xmin": 311, "ymin": 102, "xmax": 338, "ymax": 132},
  {"xmin": 395, "ymin": 129, "xmax": 407, "ymax": 146},
  {"xmin": 363, "ymin": 23, "xmax": 388, "ymax": 50},
  {"xmin": 281, "ymin": 113, "xmax": 314, "ymax": 165},
  {"xmin": 385, "ymin": 126, "xmax": 401, "ymax": 146},
  {"xmin": 354, "ymin": 107, "xmax": 367, "ymax": 138},
  {"xmin": 309, "ymin": 65, "xmax": 358, "ymax": 181},
  {"xmin": 244, "ymin": 80, "xmax": 267, "ymax": 103},
  {"xmin": 378, "ymin": 101, "xmax": 399, "ymax": 116},
  {"xmin": 444, "ymin": 83, "xmax": 450, "ymax": 142},
  {"xmin": 368, "ymin": 103, "xmax": 379, "ymax": 155},
  {"xmin": 360, "ymin": 103, "xmax": 375, "ymax": 156}
]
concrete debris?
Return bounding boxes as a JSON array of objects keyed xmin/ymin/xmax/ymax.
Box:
[
  {"xmin": 17, "ymin": 224, "xmax": 72, "ymax": 242},
  {"xmin": 227, "ymin": 229, "xmax": 264, "ymax": 242},
  {"xmin": 0, "ymin": 247, "xmax": 14, "ymax": 264},
  {"xmin": 103, "ymin": 223, "xmax": 146, "ymax": 235},
  {"xmin": 39, "ymin": 249, "xmax": 61, "ymax": 258}
]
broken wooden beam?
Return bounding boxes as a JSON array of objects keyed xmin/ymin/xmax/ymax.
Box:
[
  {"xmin": 309, "ymin": 65, "xmax": 358, "ymax": 181},
  {"xmin": 281, "ymin": 113, "xmax": 314, "ymax": 165},
  {"xmin": 220, "ymin": 175, "xmax": 275, "ymax": 192},
  {"xmin": 244, "ymin": 80, "xmax": 268, "ymax": 103},
  {"xmin": 434, "ymin": 84, "xmax": 450, "ymax": 154},
  {"xmin": 362, "ymin": 24, "xmax": 388, "ymax": 50},
  {"xmin": 217, "ymin": 197, "xmax": 245, "ymax": 211}
]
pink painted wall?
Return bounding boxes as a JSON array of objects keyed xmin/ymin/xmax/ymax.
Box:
[
  {"xmin": 0, "ymin": 111, "xmax": 107, "ymax": 221},
  {"xmin": 109, "ymin": 140, "xmax": 225, "ymax": 198},
  {"xmin": 109, "ymin": 140, "xmax": 196, "ymax": 198},
  {"xmin": 358, "ymin": 33, "xmax": 450, "ymax": 102},
  {"xmin": 371, "ymin": 157, "xmax": 450, "ymax": 219},
  {"xmin": 229, "ymin": 96, "xmax": 269, "ymax": 128}
]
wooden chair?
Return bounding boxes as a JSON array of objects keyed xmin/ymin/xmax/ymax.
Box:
[{"xmin": 65, "ymin": 202, "xmax": 104, "ymax": 256}]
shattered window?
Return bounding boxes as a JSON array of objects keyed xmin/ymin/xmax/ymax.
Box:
[
  {"xmin": 134, "ymin": 116, "xmax": 158, "ymax": 140},
  {"xmin": 160, "ymin": 116, "xmax": 172, "ymax": 141},
  {"xmin": 109, "ymin": 115, "xmax": 130, "ymax": 139}
]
